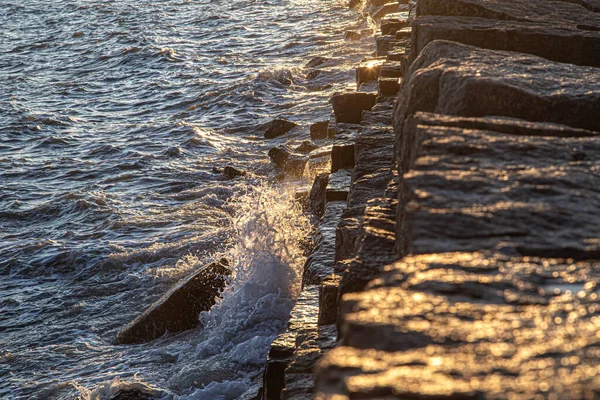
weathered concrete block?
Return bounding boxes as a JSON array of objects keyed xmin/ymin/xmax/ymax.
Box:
[{"xmin": 393, "ymin": 41, "xmax": 600, "ymax": 141}]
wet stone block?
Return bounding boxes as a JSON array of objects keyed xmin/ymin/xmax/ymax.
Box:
[
  {"xmin": 398, "ymin": 121, "xmax": 600, "ymax": 258},
  {"xmin": 316, "ymin": 253, "xmax": 600, "ymax": 399},
  {"xmin": 264, "ymin": 119, "xmax": 298, "ymax": 139},
  {"xmin": 393, "ymin": 41, "xmax": 600, "ymax": 134},
  {"xmin": 331, "ymin": 93, "xmax": 377, "ymax": 124},
  {"xmin": 318, "ymin": 274, "xmax": 341, "ymax": 326},
  {"xmin": 356, "ymin": 58, "xmax": 386, "ymax": 87},
  {"xmin": 381, "ymin": 12, "xmax": 409, "ymax": 35},
  {"xmin": 303, "ymin": 201, "xmax": 345, "ymax": 286},
  {"xmin": 371, "ymin": 3, "xmax": 401, "ymax": 20},
  {"xmin": 331, "ymin": 139, "xmax": 355, "ymax": 173},
  {"xmin": 378, "ymin": 77, "xmax": 400, "ymax": 97},
  {"xmin": 310, "ymin": 121, "xmax": 329, "ymax": 140},
  {"xmin": 375, "ymin": 35, "xmax": 396, "ymax": 57},
  {"xmin": 115, "ymin": 259, "xmax": 231, "ymax": 344},
  {"xmin": 394, "ymin": 26, "xmax": 412, "ymax": 39},
  {"xmin": 380, "ymin": 61, "xmax": 404, "ymax": 78},
  {"xmin": 326, "ymin": 169, "xmax": 352, "ymax": 203}
]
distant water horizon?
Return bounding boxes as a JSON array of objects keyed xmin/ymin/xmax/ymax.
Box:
[{"xmin": 0, "ymin": 0, "xmax": 373, "ymax": 398}]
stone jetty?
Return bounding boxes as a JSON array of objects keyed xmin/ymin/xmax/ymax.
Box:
[{"xmin": 259, "ymin": 0, "xmax": 600, "ymax": 398}]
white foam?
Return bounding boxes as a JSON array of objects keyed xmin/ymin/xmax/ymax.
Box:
[{"xmin": 167, "ymin": 183, "xmax": 310, "ymax": 398}]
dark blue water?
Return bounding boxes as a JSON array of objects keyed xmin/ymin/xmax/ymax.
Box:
[{"xmin": 0, "ymin": 1, "xmax": 373, "ymax": 398}]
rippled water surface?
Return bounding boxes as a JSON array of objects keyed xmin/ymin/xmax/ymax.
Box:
[{"xmin": 0, "ymin": 0, "xmax": 373, "ymax": 398}]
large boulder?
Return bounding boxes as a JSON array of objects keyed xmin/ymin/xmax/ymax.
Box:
[
  {"xmin": 393, "ymin": 40, "xmax": 600, "ymax": 152},
  {"xmin": 115, "ymin": 258, "xmax": 231, "ymax": 344},
  {"xmin": 411, "ymin": 15, "xmax": 600, "ymax": 67},
  {"xmin": 417, "ymin": 0, "xmax": 600, "ymax": 30},
  {"xmin": 264, "ymin": 119, "xmax": 298, "ymax": 139}
]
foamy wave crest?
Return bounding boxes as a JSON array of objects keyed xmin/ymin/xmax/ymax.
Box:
[
  {"xmin": 168, "ymin": 183, "xmax": 310, "ymax": 399},
  {"xmin": 75, "ymin": 377, "xmax": 167, "ymax": 400},
  {"xmin": 255, "ymin": 66, "xmax": 303, "ymax": 86}
]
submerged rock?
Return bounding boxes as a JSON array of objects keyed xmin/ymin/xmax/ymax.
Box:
[
  {"xmin": 306, "ymin": 56, "xmax": 329, "ymax": 68},
  {"xmin": 115, "ymin": 258, "xmax": 231, "ymax": 345},
  {"xmin": 264, "ymin": 119, "xmax": 298, "ymax": 139}
]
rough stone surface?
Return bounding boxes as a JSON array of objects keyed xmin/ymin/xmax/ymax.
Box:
[
  {"xmin": 299, "ymin": 1, "xmax": 600, "ymax": 399},
  {"xmin": 393, "ymin": 40, "xmax": 600, "ymax": 142},
  {"xmin": 268, "ymin": 145, "xmax": 308, "ymax": 178},
  {"xmin": 303, "ymin": 202, "xmax": 346, "ymax": 286},
  {"xmin": 325, "ymin": 169, "xmax": 351, "ymax": 203},
  {"xmin": 115, "ymin": 259, "xmax": 231, "ymax": 344},
  {"xmin": 397, "ymin": 123, "xmax": 600, "ymax": 259},
  {"xmin": 412, "ymin": 15, "xmax": 600, "ymax": 67},
  {"xmin": 331, "ymin": 93, "xmax": 376, "ymax": 124},
  {"xmin": 308, "ymin": 173, "xmax": 329, "ymax": 220},
  {"xmin": 316, "ymin": 253, "xmax": 600, "ymax": 399},
  {"xmin": 417, "ymin": 0, "xmax": 600, "ymax": 31},
  {"xmin": 264, "ymin": 119, "xmax": 298, "ymax": 139}
]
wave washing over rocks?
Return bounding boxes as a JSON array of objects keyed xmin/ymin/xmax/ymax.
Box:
[{"xmin": 0, "ymin": 0, "xmax": 379, "ymax": 398}]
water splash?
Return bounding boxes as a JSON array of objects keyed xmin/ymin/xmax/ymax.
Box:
[{"xmin": 166, "ymin": 183, "xmax": 311, "ymax": 399}]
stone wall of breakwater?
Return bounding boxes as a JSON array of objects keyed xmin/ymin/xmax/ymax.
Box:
[{"xmin": 259, "ymin": 0, "xmax": 600, "ymax": 398}]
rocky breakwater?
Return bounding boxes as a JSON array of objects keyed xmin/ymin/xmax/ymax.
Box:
[
  {"xmin": 310, "ymin": 0, "xmax": 600, "ymax": 398},
  {"xmin": 260, "ymin": 0, "xmax": 600, "ymax": 398}
]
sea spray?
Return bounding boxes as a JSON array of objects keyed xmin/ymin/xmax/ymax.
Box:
[{"xmin": 167, "ymin": 183, "xmax": 311, "ymax": 399}]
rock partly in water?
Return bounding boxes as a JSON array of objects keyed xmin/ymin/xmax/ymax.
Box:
[
  {"xmin": 331, "ymin": 93, "xmax": 377, "ymax": 124},
  {"xmin": 264, "ymin": 119, "xmax": 298, "ymax": 139},
  {"xmin": 309, "ymin": 173, "xmax": 329, "ymax": 219},
  {"xmin": 295, "ymin": 141, "xmax": 320, "ymax": 154},
  {"xmin": 223, "ymin": 166, "xmax": 246, "ymax": 179},
  {"xmin": 268, "ymin": 145, "xmax": 308, "ymax": 178},
  {"xmin": 115, "ymin": 258, "xmax": 231, "ymax": 345},
  {"xmin": 310, "ymin": 121, "xmax": 330, "ymax": 140}
]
